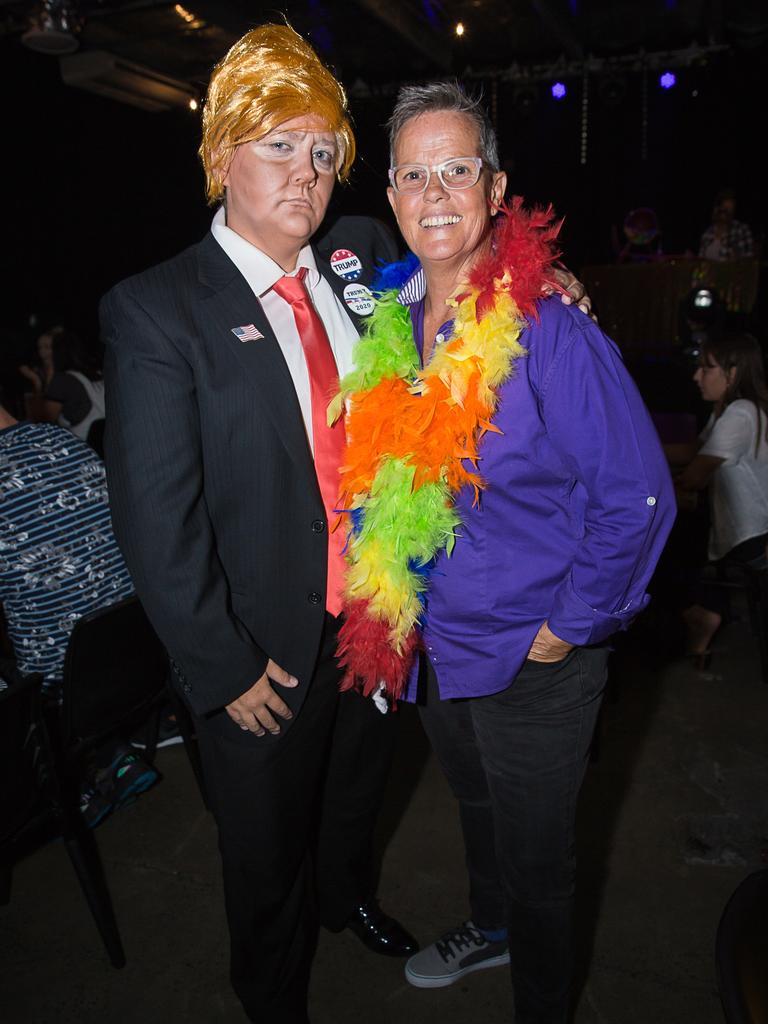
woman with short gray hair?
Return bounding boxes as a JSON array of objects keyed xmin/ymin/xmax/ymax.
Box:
[
  {"xmin": 387, "ymin": 81, "xmax": 501, "ymax": 171},
  {"xmin": 334, "ymin": 82, "xmax": 674, "ymax": 1022}
]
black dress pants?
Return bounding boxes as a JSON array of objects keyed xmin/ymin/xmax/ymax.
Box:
[
  {"xmin": 194, "ymin": 615, "xmax": 396, "ymax": 1023},
  {"xmin": 418, "ymin": 647, "xmax": 607, "ymax": 1024}
]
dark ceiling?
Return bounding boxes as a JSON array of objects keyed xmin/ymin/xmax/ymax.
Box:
[
  {"xmin": 2, "ymin": 0, "xmax": 765, "ymax": 338},
  {"xmin": 2, "ymin": 0, "xmax": 768, "ymax": 104}
]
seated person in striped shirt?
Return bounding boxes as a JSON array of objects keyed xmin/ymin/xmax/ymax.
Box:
[{"xmin": 0, "ymin": 399, "xmax": 154, "ymax": 824}]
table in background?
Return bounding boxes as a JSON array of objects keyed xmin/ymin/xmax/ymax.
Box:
[{"xmin": 582, "ymin": 259, "xmax": 761, "ymax": 354}]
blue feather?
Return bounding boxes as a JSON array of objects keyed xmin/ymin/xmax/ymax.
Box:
[
  {"xmin": 349, "ymin": 507, "xmax": 365, "ymax": 535},
  {"xmin": 408, "ymin": 556, "xmax": 435, "ymax": 604},
  {"xmin": 336, "ymin": 506, "xmax": 366, "ymax": 556},
  {"xmin": 371, "ymin": 253, "xmax": 421, "ymax": 294}
]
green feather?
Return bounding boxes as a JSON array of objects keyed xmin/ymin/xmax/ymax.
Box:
[
  {"xmin": 338, "ymin": 291, "xmax": 418, "ymax": 397},
  {"xmin": 352, "ymin": 458, "xmax": 460, "ymax": 575}
]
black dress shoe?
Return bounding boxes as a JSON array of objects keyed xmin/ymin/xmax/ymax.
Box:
[{"xmin": 346, "ymin": 898, "xmax": 420, "ymax": 957}]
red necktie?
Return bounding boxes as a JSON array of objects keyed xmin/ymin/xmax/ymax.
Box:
[{"xmin": 272, "ymin": 269, "xmax": 346, "ymax": 617}]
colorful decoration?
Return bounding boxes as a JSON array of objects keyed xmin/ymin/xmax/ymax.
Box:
[{"xmin": 330, "ymin": 198, "xmax": 561, "ymax": 700}]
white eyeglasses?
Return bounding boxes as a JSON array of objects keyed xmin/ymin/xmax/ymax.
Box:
[{"xmin": 388, "ymin": 157, "xmax": 484, "ymax": 194}]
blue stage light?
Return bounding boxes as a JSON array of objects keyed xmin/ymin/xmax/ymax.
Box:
[
  {"xmin": 551, "ymin": 82, "xmax": 566, "ymax": 99},
  {"xmin": 660, "ymin": 71, "xmax": 676, "ymax": 89}
]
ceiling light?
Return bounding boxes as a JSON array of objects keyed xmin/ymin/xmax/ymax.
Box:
[
  {"xmin": 174, "ymin": 4, "xmax": 196, "ymax": 24},
  {"xmin": 22, "ymin": 0, "xmax": 80, "ymax": 55},
  {"xmin": 455, "ymin": 22, "xmax": 465, "ymax": 36},
  {"xmin": 60, "ymin": 51, "xmax": 198, "ymax": 112}
]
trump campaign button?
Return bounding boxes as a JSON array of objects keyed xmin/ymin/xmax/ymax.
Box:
[
  {"xmin": 343, "ymin": 283, "xmax": 374, "ymax": 316},
  {"xmin": 330, "ymin": 249, "xmax": 363, "ymax": 281}
]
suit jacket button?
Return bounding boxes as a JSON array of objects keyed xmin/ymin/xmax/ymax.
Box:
[
  {"xmin": 308, "ymin": 592, "xmax": 322, "ymax": 605},
  {"xmin": 311, "ymin": 519, "xmax": 325, "ymax": 533}
]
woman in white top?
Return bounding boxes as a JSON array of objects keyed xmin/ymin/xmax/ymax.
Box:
[
  {"xmin": 676, "ymin": 332, "xmax": 768, "ymax": 658},
  {"xmin": 19, "ymin": 327, "xmax": 105, "ymax": 448}
]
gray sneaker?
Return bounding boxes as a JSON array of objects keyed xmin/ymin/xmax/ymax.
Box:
[{"xmin": 404, "ymin": 920, "xmax": 510, "ymax": 988}]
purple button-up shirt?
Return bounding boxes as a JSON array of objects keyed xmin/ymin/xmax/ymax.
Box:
[{"xmin": 400, "ymin": 266, "xmax": 675, "ymax": 700}]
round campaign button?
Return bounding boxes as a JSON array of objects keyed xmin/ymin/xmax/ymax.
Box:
[
  {"xmin": 343, "ymin": 283, "xmax": 375, "ymax": 317},
  {"xmin": 330, "ymin": 248, "xmax": 363, "ymax": 281}
]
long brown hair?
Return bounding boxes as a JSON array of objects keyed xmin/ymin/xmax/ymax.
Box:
[{"xmin": 702, "ymin": 331, "xmax": 768, "ymax": 452}]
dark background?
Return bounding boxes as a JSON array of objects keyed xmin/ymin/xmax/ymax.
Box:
[{"xmin": 2, "ymin": 0, "xmax": 766, "ymax": 344}]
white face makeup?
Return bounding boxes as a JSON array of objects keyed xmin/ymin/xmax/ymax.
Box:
[{"xmin": 223, "ymin": 114, "xmax": 339, "ymax": 269}]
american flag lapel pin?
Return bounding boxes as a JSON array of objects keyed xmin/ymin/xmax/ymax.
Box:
[{"xmin": 231, "ymin": 324, "xmax": 265, "ymax": 342}]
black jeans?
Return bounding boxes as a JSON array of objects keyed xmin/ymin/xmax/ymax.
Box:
[{"xmin": 419, "ymin": 646, "xmax": 608, "ymax": 1024}]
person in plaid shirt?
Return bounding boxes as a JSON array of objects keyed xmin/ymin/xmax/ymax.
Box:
[{"xmin": 699, "ymin": 188, "xmax": 754, "ymax": 261}]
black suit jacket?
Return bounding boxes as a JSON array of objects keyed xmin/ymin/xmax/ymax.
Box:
[{"xmin": 101, "ymin": 216, "xmax": 398, "ymax": 729}]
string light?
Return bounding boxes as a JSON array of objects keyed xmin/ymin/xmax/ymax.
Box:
[
  {"xmin": 174, "ymin": 4, "xmax": 195, "ymax": 23},
  {"xmin": 580, "ymin": 69, "xmax": 589, "ymax": 165},
  {"xmin": 641, "ymin": 65, "xmax": 649, "ymax": 160},
  {"xmin": 189, "ymin": 98, "xmax": 198, "ymax": 111},
  {"xmin": 455, "ymin": 22, "xmax": 465, "ymax": 36}
]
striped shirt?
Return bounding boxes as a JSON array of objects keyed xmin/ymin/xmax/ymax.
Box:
[{"xmin": 0, "ymin": 422, "xmax": 133, "ymax": 692}]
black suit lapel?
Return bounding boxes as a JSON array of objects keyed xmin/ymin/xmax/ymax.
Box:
[{"xmin": 195, "ymin": 234, "xmax": 315, "ymax": 478}]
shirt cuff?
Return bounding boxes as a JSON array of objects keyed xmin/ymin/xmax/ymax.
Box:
[
  {"xmin": 176, "ymin": 646, "xmax": 269, "ymax": 717},
  {"xmin": 547, "ymin": 575, "xmax": 650, "ymax": 646}
]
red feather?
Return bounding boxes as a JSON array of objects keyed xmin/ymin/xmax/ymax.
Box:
[
  {"xmin": 469, "ymin": 196, "xmax": 563, "ymax": 322},
  {"xmin": 337, "ymin": 600, "xmax": 419, "ymax": 700}
]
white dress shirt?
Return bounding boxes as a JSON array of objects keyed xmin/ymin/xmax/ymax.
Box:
[
  {"xmin": 211, "ymin": 206, "xmax": 359, "ymax": 453},
  {"xmin": 700, "ymin": 399, "xmax": 768, "ymax": 559}
]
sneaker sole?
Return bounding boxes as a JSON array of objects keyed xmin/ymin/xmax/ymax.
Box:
[
  {"xmin": 82, "ymin": 802, "xmax": 114, "ymax": 829},
  {"xmin": 405, "ymin": 951, "xmax": 510, "ymax": 989},
  {"xmin": 113, "ymin": 769, "xmax": 159, "ymax": 810},
  {"xmin": 131, "ymin": 735, "xmax": 184, "ymax": 750}
]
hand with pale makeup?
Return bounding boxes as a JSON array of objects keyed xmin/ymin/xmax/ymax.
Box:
[
  {"xmin": 547, "ymin": 266, "xmax": 595, "ymax": 319},
  {"xmin": 225, "ymin": 659, "xmax": 298, "ymax": 737}
]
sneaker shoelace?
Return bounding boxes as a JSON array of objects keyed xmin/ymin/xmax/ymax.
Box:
[
  {"xmin": 436, "ymin": 922, "xmax": 486, "ymax": 963},
  {"xmin": 115, "ymin": 753, "xmax": 142, "ymax": 780},
  {"xmin": 79, "ymin": 785, "xmax": 97, "ymax": 811}
]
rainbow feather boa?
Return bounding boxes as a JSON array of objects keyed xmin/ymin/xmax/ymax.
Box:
[{"xmin": 330, "ymin": 198, "xmax": 561, "ymax": 700}]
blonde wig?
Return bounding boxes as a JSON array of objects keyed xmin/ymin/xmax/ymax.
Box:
[{"xmin": 199, "ymin": 24, "xmax": 355, "ymax": 204}]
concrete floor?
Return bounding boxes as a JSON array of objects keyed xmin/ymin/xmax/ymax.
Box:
[{"xmin": 2, "ymin": 614, "xmax": 767, "ymax": 1024}]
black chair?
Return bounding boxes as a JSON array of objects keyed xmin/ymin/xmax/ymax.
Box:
[
  {"xmin": 85, "ymin": 417, "xmax": 105, "ymax": 459},
  {"xmin": 715, "ymin": 869, "xmax": 768, "ymax": 1023},
  {"xmin": 55, "ymin": 595, "xmax": 207, "ymax": 807},
  {"xmin": 0, "ymin": 672, "xmax": 125, "ymax": 967},
  {"xmin": 710, "ymin": 560, "xmax": 768, "ymax": 686}
]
